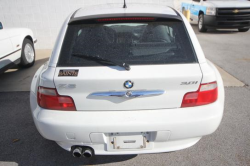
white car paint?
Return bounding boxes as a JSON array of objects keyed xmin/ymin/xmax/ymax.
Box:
[
  {"xmin": 30, "ymin": 4, "xmax": 224, "ymax": 156},
  {"xmin": 0, "ymin": 30, "xmax": 13, "ymax": 61},
  {"xmin": 53, "ymin": 64, "xmax": 202, "ymax": 111},
  {"xmin": 0, "ymin": 23, "xmax": 36, "ymax": 73}
]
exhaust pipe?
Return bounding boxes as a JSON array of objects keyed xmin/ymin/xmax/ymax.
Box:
[
  {"xmin": 72, "ymin": 147, "xmax": 82, "ymax": 158},
  {"xmin": 82, "ymin": 148, "xmax": 93, "ymax": 158}
]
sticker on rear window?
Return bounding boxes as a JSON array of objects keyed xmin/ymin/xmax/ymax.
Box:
[{"xmin": 58, "ymin": 70, "xmax": 79, "ymax": 77}]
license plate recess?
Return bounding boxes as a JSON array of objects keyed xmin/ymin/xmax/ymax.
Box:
[{"xmin": 109, "ymin": 132, "xmax": 149, "ymax": 150}]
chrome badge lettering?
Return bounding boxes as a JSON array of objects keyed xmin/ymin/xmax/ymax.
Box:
[
  {"xmin": 58, "ymin": 84, "xmax": 76, "ymax": 89},
  {"xmin": 181, "ymin": 81, "xmax": 198, "ymax": 85}
]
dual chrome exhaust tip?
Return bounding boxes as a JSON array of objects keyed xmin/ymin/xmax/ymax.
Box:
[{"xmin": 72, "ymin": 146, "xmax": 94, "ymax": 158}]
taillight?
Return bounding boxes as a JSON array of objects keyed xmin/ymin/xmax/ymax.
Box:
[
  {"xmin": 181, "ymin": 82, "xmax": 218, "ymax": 108},
  {"xmin": 37, "ymin": 86, "xmax": 76, "ymax": 111}
]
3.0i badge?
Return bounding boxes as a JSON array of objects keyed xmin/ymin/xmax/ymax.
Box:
[{"xmin": 124, "ymin": 80, "xmax": 133, "ymax": 89}]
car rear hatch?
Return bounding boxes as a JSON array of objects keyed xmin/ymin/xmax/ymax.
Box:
[
  {"xmin": 54, "ymin": 65, "xmax": 202, "ymax": 111},
  {"xmin": 53, "ymin": 17, "xmax": 202, "ymax": 111}
]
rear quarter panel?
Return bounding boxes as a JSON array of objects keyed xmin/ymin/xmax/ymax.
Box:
[
  {"xmin": 6, "ymin": 28, "xmax": 35, "ymax": 50},
  {"xmin": 200, "ymin": 60, "xmax": 224, "ymax": 108},
  {"xmin": 178, "ymin": 11, "xmax": 206, "ymax": 64},
  {"xmin": 48, "ymin": 13, "xmax": 73, "ymax": 67}
]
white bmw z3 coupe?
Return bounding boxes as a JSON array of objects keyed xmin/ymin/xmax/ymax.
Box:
[{"xmin": 30, "ymin": 4, "xmax": 224, "ymax": 158}]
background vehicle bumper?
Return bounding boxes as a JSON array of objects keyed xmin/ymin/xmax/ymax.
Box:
[
  {"xmin": 30, "ymin": 92, "xmax": 224, "ymax": 155},
  {"xmin": 204, "ymin": 15, "xmax": 250, "ymax": 29}
]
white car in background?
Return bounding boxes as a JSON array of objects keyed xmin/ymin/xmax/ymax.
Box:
[
  {"xmin": 0, "ymin": 22, "xmax": 36, "ymax": 73},
  {"xmin": 30, "ymin": 4, "xmax": 224, "ymax": 158}
]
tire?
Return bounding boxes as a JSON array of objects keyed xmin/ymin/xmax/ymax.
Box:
[
  {"xmin": 198, "ymin": 14, "xmax": 207, "ymax": 32},
  {"xmin": 238, "ymin": 28, "xmax": 249, "ymax": 32},
  {"xmin": 20, "ymin": 38, "xmax": 35, "ymax": 67}
]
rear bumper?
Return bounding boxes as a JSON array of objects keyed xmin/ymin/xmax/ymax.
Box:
[
  {"xmin": 204, "ymin": 15, "xmax": 250, "ymax": 29},
  {"xmin": 30, "ymin": 91, "xmax": 224, "ymax": 155}
]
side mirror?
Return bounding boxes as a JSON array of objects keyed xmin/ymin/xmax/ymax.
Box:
[{"xmin": 0, "ymin": 22, "xmax": 3, "ymax": 30}]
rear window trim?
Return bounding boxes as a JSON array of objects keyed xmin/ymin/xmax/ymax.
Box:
[
  {"xmin": 57, "ymin": 62, "xmax": 199, "ymax": 68},
  {"xmin": 57, "ymin": 18, "xmax": 198, "ymax": 67}
]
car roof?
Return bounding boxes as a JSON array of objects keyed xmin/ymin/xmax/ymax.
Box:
[{"xmin": 70, "ymin": 4, "xmax": 179, "ymax": 23}]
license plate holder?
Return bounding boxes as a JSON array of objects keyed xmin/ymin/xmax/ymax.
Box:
[{"xmin": 112, "ymin": 134, "xmax": 147, "ymax": 149}]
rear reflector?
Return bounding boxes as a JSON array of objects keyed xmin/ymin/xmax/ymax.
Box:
[
  {"xmin": 97, "ymin": 17, "xmax": 155, "ymax": 22},
  {"xmin": 37, "ymin": 86, "xmax": 76, "ymax": 111},
  {"xmin": 181, "ymin": 82, "xmax": 218, "ymax": 108}
]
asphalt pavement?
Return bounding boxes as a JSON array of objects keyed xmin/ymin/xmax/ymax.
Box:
[
  {"xmin": 194, "ymin": 27, "xmax": 250, "ymax": 88},
  {"xmin": 0, "ymin": 26, "xmax": 250, "ymax": 166},
  {"xmin": 0, "ymin": 50, "xmax": 51, "ymax": 92}
]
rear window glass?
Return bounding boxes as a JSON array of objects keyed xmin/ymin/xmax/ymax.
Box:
[{"xmin": 58, "ymin": 20, "xmax": 197, "ymax": 67}]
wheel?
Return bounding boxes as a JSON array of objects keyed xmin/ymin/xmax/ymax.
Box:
[
  {"xmin": 238, "ymin": 28, "xmax": 249, "ymax": 32},
  {"xmin": 20, "ymin": 38, "xmax": 35, "ymax": 67},
  {"xmin": 198, "ymin": 14, "xmax": 207, "ymax": 32}
]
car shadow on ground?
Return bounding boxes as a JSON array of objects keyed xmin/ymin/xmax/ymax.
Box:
[
  {"xmin": 0, "ymin": 57, "xmax": 49, "ymax": 92},
  {"xmin": 191, "ymin": 25, "xmax": 239, "ymax": 35},
  {"xmin": 0, "ymin": 92, "xmax": 136, "ymax": 166}
]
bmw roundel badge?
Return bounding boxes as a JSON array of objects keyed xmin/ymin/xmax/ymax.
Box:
[{"xmin": 124, "ymin": 80, "xmax": 133, "ymax": 89}]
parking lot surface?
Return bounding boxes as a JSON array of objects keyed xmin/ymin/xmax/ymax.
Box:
[
  {"xmin": 0, "ymin": 50, "xmax": 51, "ymax": 92},
  {"xmin": 194, "ymin": 28, "xmax": 250, "ymax": 88},
  {"xmin": 0, "ymin": 26, "xmax": 250, "ymax": 166}
]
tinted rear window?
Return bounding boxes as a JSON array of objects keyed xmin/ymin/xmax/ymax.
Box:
[{"xmin": 58, "ymin": 20, "xmax": 197, "ymax": 67}]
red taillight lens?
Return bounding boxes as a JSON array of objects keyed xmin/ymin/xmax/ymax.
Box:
[
  {"xmin": 97, "ymin": 17, "xmax": 155, "ymax": 22},
  {"xmin": 37, "ymin": 87, "xmax": 76, "ymax": 111},
  {"xmin": 181, "ymin": 82, "xmax": 218, "ymax": 108}
]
